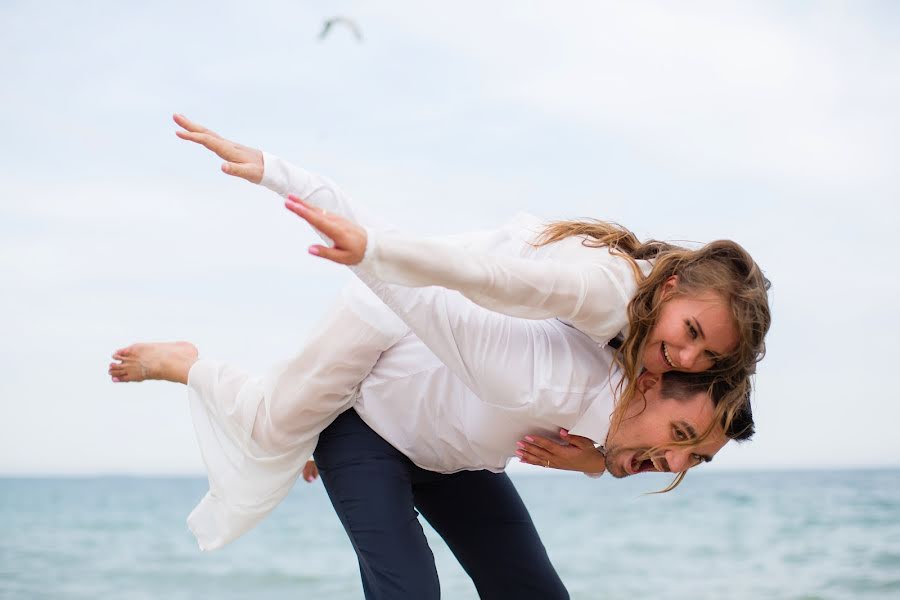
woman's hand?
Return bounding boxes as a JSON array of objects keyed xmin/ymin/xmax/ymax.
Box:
[
  {"xmin": 302, "ymin": 460, "xmax": 319, "ymax": 483},
  {"xmin": 173, "ymin": 113, "xmax": 264, "ymax": 183},
  {"xmin": 284, "ymin": 195, "xmax": 368, "ymax": 264},
  {"xmin": 516, "ymin": 429, "xmax": 606, "ymax": 475}
]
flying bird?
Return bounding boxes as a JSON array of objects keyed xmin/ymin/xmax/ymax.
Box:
[{"xmin": 319, "ymin": 16, "xmax": 363, "ymax": 42}]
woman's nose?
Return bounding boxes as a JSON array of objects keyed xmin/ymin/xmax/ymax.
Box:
[{"xmin": 679, "ymin": 346, "xmax": 702, "ymax": 370}]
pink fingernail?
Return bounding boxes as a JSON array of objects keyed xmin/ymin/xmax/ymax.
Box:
[
  {"xmin": 516, "ymin": 442, "xmax": 525, "ymax": 449},
  {"xmin": 515, "ymin": 451, "xmax": 523, "ymax": 457},
  {"xmin": 525, "ymin": 436, "xmax": 534, "ymax": 442},
  {"xmin": 308, "ymin": 246, "xmax": 320, "ymax": 255},
  {"xmin": 112, "ymin": 377, "xmax": 120, "ymax": 382}
]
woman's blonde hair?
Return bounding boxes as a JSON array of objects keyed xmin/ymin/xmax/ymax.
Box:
[{"xmin": 536, "ymin": 219, "xmax": 770, "ymax": 440}]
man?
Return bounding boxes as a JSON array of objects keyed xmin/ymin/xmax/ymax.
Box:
[
  {"xmin": 289, "ymin": 205, "xmax": 753, "ymax": 599},
  {"xmin": 311, "ymin": 364, "xmax": 750, "ymax": 599},
  {"xmin": 120, "ymin": 116, "xmax": 753, "ymax": 599}
]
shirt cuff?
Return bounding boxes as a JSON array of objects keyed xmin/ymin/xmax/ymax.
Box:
[
  {"xmin": 260, "ymin": 151, "xmax": 290, "ymax": 197},
  {"xmin": 358, "ymin": 226, "xmax": 379, "ymax": 275}
]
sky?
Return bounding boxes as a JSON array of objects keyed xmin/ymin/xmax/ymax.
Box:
[{"xmin": 1, "ymin": 1, "xmax": 898, "ymax": 474}]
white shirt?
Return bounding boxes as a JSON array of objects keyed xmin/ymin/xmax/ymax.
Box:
[
  {"xmin": 185, "ymin": 155, "xmax": 632, "ymax": 551},
  {"xmin": 352, "ymin": 280, "xmax": 620, "ymax": 473},
  {"xmin": 261, "ymin": 153, "xmax": 629, "ymax": 472},
  {"xmin": 263, "ymin": 152, "xmax": 653, "ymax": 345}
]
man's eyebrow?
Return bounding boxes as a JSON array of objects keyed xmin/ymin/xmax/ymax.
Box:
[
  {"xmin": 678, "ymin": 420, "xmax": 714, "ymax": 463},
  {"xmin": 678, "ymin": 420, "xmax": 698, "ymax": 440}
]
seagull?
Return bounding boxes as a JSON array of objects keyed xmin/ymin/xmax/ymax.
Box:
[{"xmin": 319, "ymin": 16, "xmax": 363, "ymax": 42}]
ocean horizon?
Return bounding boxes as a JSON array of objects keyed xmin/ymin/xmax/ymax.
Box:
[{"xmin": 3, "ymin": 469, "xmax": 898, "ymax": 599}]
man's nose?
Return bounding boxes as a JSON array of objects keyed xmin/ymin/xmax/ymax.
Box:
[{"xmin": 665, "ymin": 449, "xmax": 695, "ymax": 473}]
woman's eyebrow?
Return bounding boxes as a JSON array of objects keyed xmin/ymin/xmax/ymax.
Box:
[{"xmin": 692, "ymin": 317, "xmax": 707, "ymax": 340}]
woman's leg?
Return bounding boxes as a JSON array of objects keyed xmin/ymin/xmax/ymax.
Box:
[{"xmin": 108, "ymin": 283, "xmax": 408, "ymax": 550}]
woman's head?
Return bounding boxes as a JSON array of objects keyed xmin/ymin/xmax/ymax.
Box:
[
  {"xmin": 639, "ymin": 280, "xmax": 738, "ymax": 375},
  {"xmin": 537, "ymin": 221, "xmax": 771, "ymax": 402},
  {"xmin": 625, "ymin": 239, "xmax": 771, "ymax": 382}
]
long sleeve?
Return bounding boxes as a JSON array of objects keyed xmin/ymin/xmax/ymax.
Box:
[
  {"xmin": 260, "ymin": 151, "xmax": 394, "ymax": 232},
  {"xmin": 351, "ymin": 266, "xmax": 595, "ymax": 409},
  {"xmin": 359, "ymin": 228, "xmax": 641, "ymax": 344},
  {"xmin": 261, "ymin": 152, "xmax": 640, "ymax": 344}
]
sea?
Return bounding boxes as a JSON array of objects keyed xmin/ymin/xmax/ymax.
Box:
[{"xmin": 2, "ymin": 469, "xmax": 898, "ymax": 599}]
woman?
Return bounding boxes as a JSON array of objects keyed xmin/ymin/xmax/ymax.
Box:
[{"xmin": 109, "ymin": 115, "xmax": 770, "ymax": 550}]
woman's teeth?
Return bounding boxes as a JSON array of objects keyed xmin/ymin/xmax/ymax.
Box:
[{"xmin": 662, "ymin": 342, "xmax": 676, "ymax": 368}]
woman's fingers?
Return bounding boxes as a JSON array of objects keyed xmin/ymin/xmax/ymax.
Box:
[
  {"xmin": 173, "ymin": 113, "xmax": 220, "ymax": 138},
  {"xmin": 516, "ymin": 436, "xmax": 558, "ymax": 466},
  {"xmin": 285, "ymin": 197, "xmax": 336, "ymax": 234},
  {"xmin": 176, "ymin": 129, "xmax": 236, "ymax": 158},
  {"xmin": 516, "ymin": 445, "xmax": 548, "ymax": 466},
  {"xmin": 522, "ymin": 435, "xmax": 559, "ymax": 452},
  {"xmin": 308, "ymin": 244, "xmax": 355, "ymax": 264},
  {"xmin": 221, "ymin": 161, "xmax": 261, "ymax": 182},
  {"xmin": 285, "ymin": 195, "xmax": 368, "ymax": 264},
  {"xmin": 563, "ymin": 433, "xmax": 597, "ymax": 451},
  {"xmin": 301, "ymin": 460, "xmax": 319, "ymax": 482}
]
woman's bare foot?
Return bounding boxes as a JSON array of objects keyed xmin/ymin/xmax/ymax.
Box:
[{"xmin": 108, "ymin": 342, "xmax": 199, "ymax": 385}]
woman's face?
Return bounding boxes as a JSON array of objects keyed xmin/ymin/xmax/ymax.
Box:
[{"xmin": 641, "ymin": 280, "xmax": 738, "ymax": 375}]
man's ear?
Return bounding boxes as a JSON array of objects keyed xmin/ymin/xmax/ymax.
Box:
[{"xmin": 637, "ymin": 372, "xmax": 660, "ymax": 393}]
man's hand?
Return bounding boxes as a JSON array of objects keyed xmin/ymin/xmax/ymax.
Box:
[
  {"xmin": 516, "ymin": 429, "xmax": 606, "ymax": 475},
  {"xmin": 302, "ymin": 460, "xmax": 319, "ymax": 483},
  {"xmin": 284, "ymin": 195, "xmax": 368, "ymax": 265},
  {"xmin": 173, "ymin": 113, "xmax": 264, "ymax": 183}
]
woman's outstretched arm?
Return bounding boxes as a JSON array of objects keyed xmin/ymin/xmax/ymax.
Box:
[
  {"xmin": 284, "ymin": 194, "xmax": 637, "ymax": 344},
  {"xmin": 173, "ymin": 113, "xmax": 390, "ymax": 230},
  {"xmin": 286, "ymin": 199, "xmax": 610, "ymax": 409},
  {"xmin": 175, "ymin": 114, "xmax": 636, "ymax": 343}
]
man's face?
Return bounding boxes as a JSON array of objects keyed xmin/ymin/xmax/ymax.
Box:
[{"xmin": 603, "ymin": 376, "xmax": 728, "ymax": 478}]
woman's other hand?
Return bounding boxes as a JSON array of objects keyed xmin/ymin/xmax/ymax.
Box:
[
  {"xmin": 516, "ymin": 429, "xmax": 606, "ymax": 475},
  {"xmin": 173, "ymin": 113, "xmax": 264, "ymax": 183},
  {"xmin": 302, "ymin": 460, "xmax": 319, "ymax": 483},
  {"xmin": 285, "ymin": 195, "xmax": 368, "ymax": 265}
]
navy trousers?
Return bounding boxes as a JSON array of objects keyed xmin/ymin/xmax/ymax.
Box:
[{"xmin": 314, "ymin": 409, "xmax": 569, "ymax": 600}]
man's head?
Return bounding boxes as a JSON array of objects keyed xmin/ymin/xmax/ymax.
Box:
[{"xmin": 603, "ymin": 371, "xmax": 754, "ymax": 479}]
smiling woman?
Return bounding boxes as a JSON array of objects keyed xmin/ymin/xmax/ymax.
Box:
[
  {"xmin": 109, "ymin": 116, "xmax": 771, "ymax": 554},
  {"xmin": 292, "ymin": 197, "xmax": 770, "ymax": 454}
]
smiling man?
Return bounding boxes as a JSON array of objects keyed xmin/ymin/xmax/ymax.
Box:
[
  {"xmin": 118, "ymin": 222, "xmax": 754, "ymax": 599},
  {"xmin": 289, "ymin": 206, "xmax": 753, "ymax": 598},
  {"xmin": 297, "ymin": 280, "xmax": 752, "ymax": 600}
]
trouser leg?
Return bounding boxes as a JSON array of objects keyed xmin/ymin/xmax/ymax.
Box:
[
  {"xmin": 315, "ymin": 409, "xmax": 441, "ymax": 600},
  {"xmin": 414, "ymin": 469, "xmax": 569, "ymax": 600}
]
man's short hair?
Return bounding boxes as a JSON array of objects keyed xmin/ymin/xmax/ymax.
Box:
[{"xmin": 659, "ymin": 371, "xmax": 755, "ymax": 441}]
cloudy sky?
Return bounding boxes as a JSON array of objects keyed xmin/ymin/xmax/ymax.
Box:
[{"xmin": 1, "ymin": 1, "xmax": 897, "ymax": 474}]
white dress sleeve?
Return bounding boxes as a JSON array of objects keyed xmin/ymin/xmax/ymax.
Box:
[
  {"xmin": 360, "ymin": 228, "xmax": 639, "ymax": 344},
  {"xmin": 351, "ymin": 266, "xmax": 589, "ymax": 409},
  {"xmin": 260, "ymin": 151, "xmax": 394, "ymax": 232}
]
